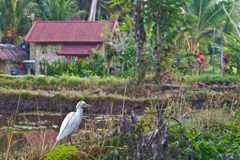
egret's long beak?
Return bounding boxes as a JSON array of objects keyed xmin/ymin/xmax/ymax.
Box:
[{"xmin": 86, "ymin": 104, "xmax": 92, "ymax": 107}]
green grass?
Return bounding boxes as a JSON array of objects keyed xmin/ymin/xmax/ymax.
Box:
[
  {"xmin": 183, "ymin": 74, "xmax": 239, "ymax": 83},
  {"xmin": 0, "ymin": 74, "xmax": 127, "ymax": 87},
  {"xmin": 204, "ymin": 66, "xmax": 221, "ymax": 75}
]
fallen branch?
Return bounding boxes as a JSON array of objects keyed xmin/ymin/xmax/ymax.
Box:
[
  {"xmin": 197, "ymin": 82, "xmax": 236, "ymax": 89},
  {"xmin": 161, "ymin": 84, "xmax": 187, "ymax": 89}
]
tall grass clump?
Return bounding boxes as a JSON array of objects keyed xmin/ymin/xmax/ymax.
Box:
[
  {"xmin": 49, "ymin": 77, "xmax": 60, "ymax": 85},
  {"xmin": 0, "ymin": 74, "xmax": 15, "ymax": 79},
  {"xmin": 34, "ymin": 75, "xmax": 48, "ymax": 85},
  {"xmin": 98, "ymin": 76, "xmax": 126, "ymax": 85},
  {"xmin": 68, "ymin": 76, "xmax": 82, "ymax": 85},
  {"xmin": 22, "ymin": 75, "xmax": 35, "ymax": 80}
]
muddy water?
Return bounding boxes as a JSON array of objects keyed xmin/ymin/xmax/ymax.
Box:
[
  {"xmin": 0, "ymin": 132, "xmax": 27, "ymax": 154},
  {"xmin": 0, "ymin": 111, "xmax": 107, "ymax": 153}
]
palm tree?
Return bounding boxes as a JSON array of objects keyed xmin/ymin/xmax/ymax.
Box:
[
  {"xmin": 79, "ymin": 0, "xmax": 121, "ymax": 20},
  {"xmin": 40, "ymin": 0, "xmax": 84, "ymax": 21},
  {"xmin": 0, "ymin": 0, "xmax": 38, "ymax": 44},
  {"xmin": 181, "ymin": 0, "xmax": 231, "ymax": 54}
]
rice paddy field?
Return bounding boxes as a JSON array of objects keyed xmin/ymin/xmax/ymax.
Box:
[{"xmin": 0, "ymin": 74, "xmax": 239, "ymax": 159}]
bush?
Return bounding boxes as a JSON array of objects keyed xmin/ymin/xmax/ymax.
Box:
[
  {"xmin": 0, "ymin": 71, "xmax": 3, "ymax": 74},
  {"xmin": 41, "ymin": 49, "xmax": 108, "ymax": 77}
]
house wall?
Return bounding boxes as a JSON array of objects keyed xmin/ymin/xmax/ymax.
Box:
[
  {"xmin": 0, "ymin": 59, "xmax": 6, "ymax": 73},
  {"xmin": 30, "ymin": 42, "xmax": 36, "ymax": 60},
  {"xmin": 98, "ymin": 42, "xmax": 114, "ymax": 67},
  {"xmin": 30, "ymin": 43, "xmax": 66, "ymax": 63},
  {"xmin": 0, "ymin": 60, "xmax": 18, "ymax": 74},
  {"xmin": 29, "ymin": 42, "xmax": 111, "ymax": 67},
  {"xmin": 30, "ymin": 42, "xmax": 82, "ymax": 63}
]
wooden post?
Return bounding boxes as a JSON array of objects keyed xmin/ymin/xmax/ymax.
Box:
[
  {"xmin": 6, "ymin": 62, "xmax": 11, "ymax": 74},
  {"xmin": 27, "ymin": 68, "xmax": 31, "ymax": 75},
  {"xmin": 212, "ymin": 28, "xmax": 216, "ymax": 75},
  {"xmin": 220, "ymin": 28, "xmax": 223, "ymax": 77}
]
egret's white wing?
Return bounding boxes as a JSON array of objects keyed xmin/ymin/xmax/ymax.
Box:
[{"xmin": 56, "ymin": 111, "xmax": 81, "ymax": 141}]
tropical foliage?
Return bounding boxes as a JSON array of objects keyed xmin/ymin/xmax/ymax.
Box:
[
  {"xmin": 0, "ymin": 0, "xmax": 237, "ymax": 78},
  {"xmin": 222, "ymin": 32, "xmax": 240, "ymax": 75},
  {"xmin": 0, "ymin": 0, "xmax": 38, "ymax": 44},
  {"xmin": 44, "ymin": 144, "xmax": 77, "ymax": 160},
  {"xmin": 40, "ymin": 49, "xmax": 108, "ymax": 77},
  {"xmin": 179, "ymin": 0, "xmax": 230, "ymax": 54},
  {"xmin": 39, "ymin": 0, "xmax": 83, "ymax": 21}
]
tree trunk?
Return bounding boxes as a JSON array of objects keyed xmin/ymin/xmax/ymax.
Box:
[
  {"xmin": 156, "ymin": 13, "xmax": 160, "ymax": 52},
  {"xmin": 132, "ymin": 0, "xmax": 146, "ymax": 84},
  {"xmin": 89, "ymin": 0, "xmax": 97, "ymax": 21},
  {"xmin": 153, "ymin": 12, "xmax": 162, "ymax": 81},
  {"xmin": 97, "ymin": 0, "xmax": 101, "ymax": 18},
  {"xmin": 44, "ymin": 65, "xmax": 47, "ymax": 75}
]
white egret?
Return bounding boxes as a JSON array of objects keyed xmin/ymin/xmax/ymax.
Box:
[{"xmin": 56, "ymin": 101, "xmax": 92, "ymax": 145}]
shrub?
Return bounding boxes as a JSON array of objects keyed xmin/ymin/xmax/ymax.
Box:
[
  {"xmin": 41, "ymin": 49, "xmax": 108, "ymax": 77},
  {"xmin": 0, "ymin": 71, "xmax": 3, "ymax": 74}
]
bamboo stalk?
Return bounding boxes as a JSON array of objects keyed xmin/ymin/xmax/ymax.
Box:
[
  {"xmin": 213, "ymin": 28, "xmax": 216, "ymax": 75},
  {"xmin": 220, "ymin": 28, "xmax": 223, "ymax": 77}
]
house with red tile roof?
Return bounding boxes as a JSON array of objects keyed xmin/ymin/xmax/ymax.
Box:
[{"xmin": 24, "ymin": 15, "xmax": 118, "ymax": 68}]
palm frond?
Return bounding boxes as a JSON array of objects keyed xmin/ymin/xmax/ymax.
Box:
[
  {"xmin": 43, "ymin": 144, "xmax": 77, "ymax": 160},
  {"xmin": 41, "ymin": 0, "xmax": 80, "ymax": 21}
]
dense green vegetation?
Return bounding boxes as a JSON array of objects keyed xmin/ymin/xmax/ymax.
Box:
[{"xmin": 0, "ymin": 0, "xmax": 239, "ymax": 80}]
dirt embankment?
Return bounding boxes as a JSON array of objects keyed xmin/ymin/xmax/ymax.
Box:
[
  {"xmin": 0, "ymin": 90, "xmax": 237, "ymax": 114},
  {"xmin": 0, "ymin": 93, "xmax": 151, "ymax": 114}
]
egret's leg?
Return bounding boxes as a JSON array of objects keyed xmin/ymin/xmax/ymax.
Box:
[
  {"xmin": 66, "ymin": 136, "xmax": 69, "ymax": 143},
  {"xmin": 69, "ymin": 135, "xmax": 73, "ymax": 145}
]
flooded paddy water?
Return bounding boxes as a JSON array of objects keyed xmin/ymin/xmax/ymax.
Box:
[{"xmin": 0, "ymin": 111, "xmax": 109, "ymax": 153}]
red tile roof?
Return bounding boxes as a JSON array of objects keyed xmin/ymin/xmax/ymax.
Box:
[
  {"xmin": 71, "ymin": 15, "xmax": 81, "ymax": 21},
  {"xmin": 57, "ymin": 43, "xmax": 100, "ymax": 56},
  {"xmin": 24, "ymin": 19, "xmax": 118, "ymax": 42},
  {"xmin": 34, "ymin": 17, "xmax": 43, "ymax": 21}
]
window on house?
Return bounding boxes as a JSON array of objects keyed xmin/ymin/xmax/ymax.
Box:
[{"xmin": 42, "ymin": 43, "xmax": 47, "ymax": 54}]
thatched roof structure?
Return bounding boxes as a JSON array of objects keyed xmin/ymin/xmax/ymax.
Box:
[{"xmin": 0, "ymin": 44, "xmax": 29, "ymax": 63}]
